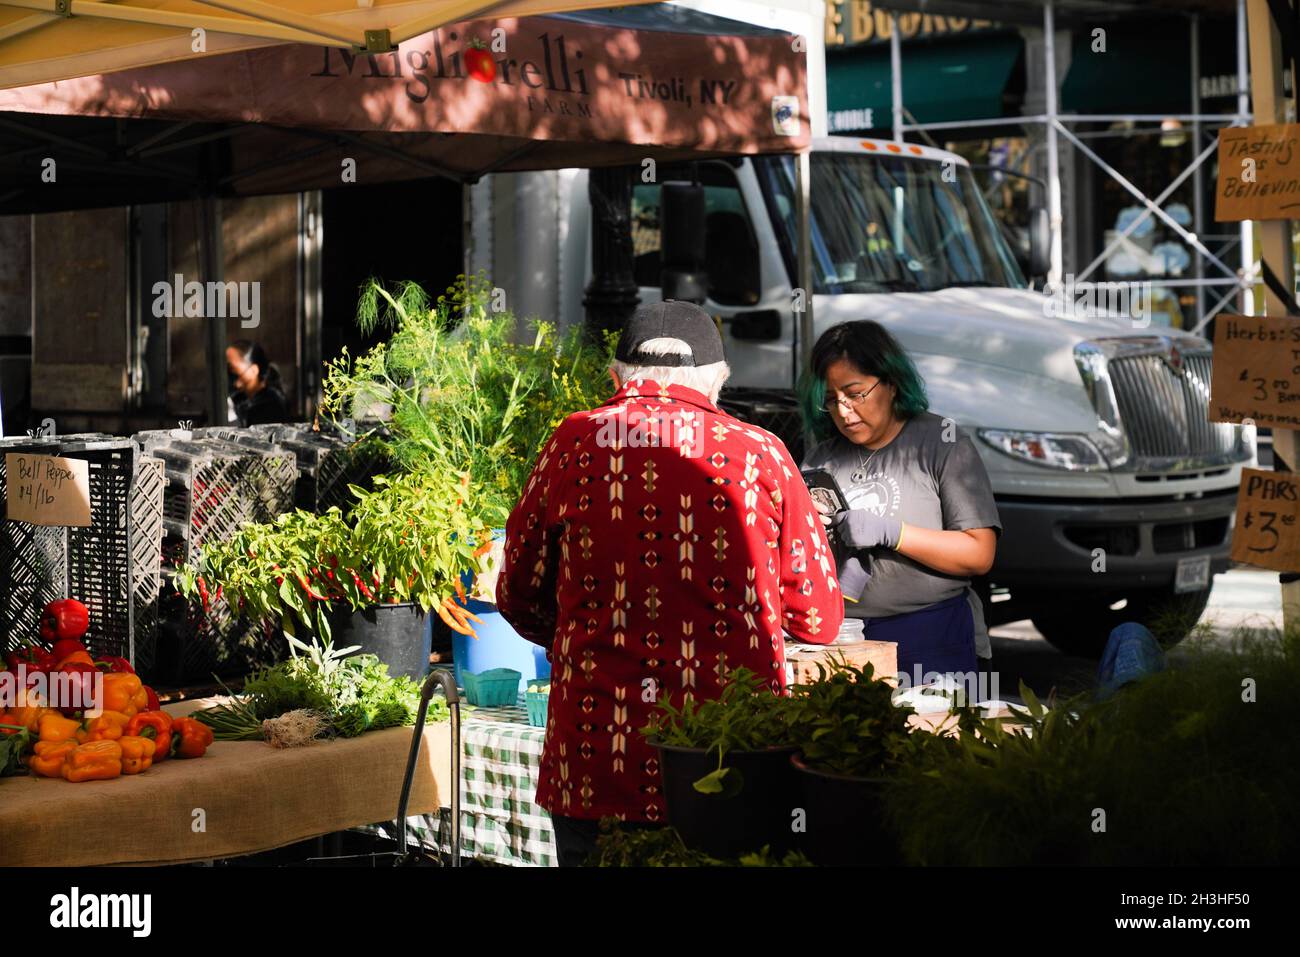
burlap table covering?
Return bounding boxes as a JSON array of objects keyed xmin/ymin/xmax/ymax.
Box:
[{"xmin": 0, "ymin": 697, "xmax": 452, "ymax": 866}]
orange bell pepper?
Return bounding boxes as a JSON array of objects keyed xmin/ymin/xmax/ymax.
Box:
[
  {"xmin": 9, "ymin": 706, "xmax": 55, "ymax": 734},
  {"xmin": 28, "ymin": 740, "xmax": 77, "ymax": 777},
  {"xmin": 124, "ymin": 711, "xmax": 172, "ymax": 761},
  {"xmin": 118, "ymin": 735, "xmax": 155, "ymax": 774},
  {"xmin": 55, "ymin": 649, "xmax": 95, "ymax": 669},
  {"xmin": 37, "ymin": 712, "xmax": 83, "ymax": 744},
  {"xmin": 170, "ymin": 716, "xmax": 214, "ymax": 759},
  {"xmin": 100, "ymin": 673, "xmax": 145, "ymax": 718},
  {"xmin": 78, "ymin": 710, "xmax": 131, "ymax": 743},
  {"xmin": 61, "ymin": 740, "xmax": 122, "ymax": 782}
]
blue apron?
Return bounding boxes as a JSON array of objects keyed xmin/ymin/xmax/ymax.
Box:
[{"xmin": 861, "ymin": 592, "xmax": 977, "ymax": 678}]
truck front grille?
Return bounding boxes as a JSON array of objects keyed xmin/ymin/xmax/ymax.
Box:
[{"xmin": 1107, "ymin": 350, "xmax": 1237, "ymax": 465}]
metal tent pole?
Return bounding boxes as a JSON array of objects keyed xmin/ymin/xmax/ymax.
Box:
[
  {"xmin": 890, "ymin": 13, "xmax": 903, "ymax": 143},
  {"xmin": 796, "ymin": 150, "xmax": 815, "ymax": 387},
  {"xmin": 1043, "ymin": 0, "xmax": 1064, "ymax": 287},
  {"xmin": 1192, "ymin": 13, "xmax": 1206, "ymax": 330},
  {"xmin": 1244, "ymin": 0, "xmax": 1300, "ymax": 632},
  {"xmin": 198, "ymin": 196, "xmax": 227, "ymax": 427},
  {"xmin": 1237, "ymin": 0, "xmax": 1255, "ymax": 317}
]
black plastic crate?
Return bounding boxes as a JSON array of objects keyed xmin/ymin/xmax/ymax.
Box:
[
  {"xmin": 129, "ymin": 456, "xmax": 167, "ymax": 675},
  {"xmin": 139, "ymin": 437, "xmax": 297, "ymax": 569},
  {"xmin": 718, "ymin": 388, "xmax": 807, "ymax": 463},
  {"xmin": 0, "ymin": 437, "xmax": 154, "ymax": 663},
  {"xmin": 151, "ymin": 582, "xmax": 287, "ymax": 684}
]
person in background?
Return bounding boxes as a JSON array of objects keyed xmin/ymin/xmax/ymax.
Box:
[
  {"xmin": 226, "ymin": 340, "xmax": 289, "ymax": 427},
  {"xmin": 800, "ymin": 320, "xmax": 1000, "ymax": 682},
  {"xmin": 497, "ymin": 300, "xmax": 842, "ymax": 866}
]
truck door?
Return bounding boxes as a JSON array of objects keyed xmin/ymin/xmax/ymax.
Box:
[{"xmin": 630, "ymin": 160, "xmax": 794, "ymax": 389}]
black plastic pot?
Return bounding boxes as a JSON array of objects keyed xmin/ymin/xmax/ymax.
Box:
[
  {"xmin": 790, "ymin": 753, "xmax": 899, "ymax": 866},
  {"xmin": 328, "ymin": 603, "xmax": 430, "ymax": 680},
  {"xmin": 655, "ymin": 742, "xmax": 802, "ymax": 859}
]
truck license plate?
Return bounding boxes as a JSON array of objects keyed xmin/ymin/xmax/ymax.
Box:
[{"xmin": 1174, "ymin": 555, "xmax": 1211, "ymax": 594}]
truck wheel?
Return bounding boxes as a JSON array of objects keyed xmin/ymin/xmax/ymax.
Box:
[{"xmin": 1030, "ymin": 586, "xmax": 1213, "ymax": 658}]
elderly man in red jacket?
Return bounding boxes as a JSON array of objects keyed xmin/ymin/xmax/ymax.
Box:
[{"xmin": 497, "ymin": 300, "xmax": 843, "ymax": 866}]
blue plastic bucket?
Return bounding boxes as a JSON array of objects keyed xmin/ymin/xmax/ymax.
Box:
[
  {"xmin": 449, "ymin": 529, "xmax": 549, "ymax": 695},
  {"xmin": 451, "ymin": 600, "xmax": 550, "ymax": 696}
]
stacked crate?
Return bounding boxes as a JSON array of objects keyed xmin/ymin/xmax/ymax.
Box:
[
  {"xmin": 0, "ymin": 436, "xmax": 164, "ymax": 666},
  {"xmin": 136, "ymin": 431, "xmax": 298, "ymax": 682},
  {"xmin": 267, "ymin": 426, "xmax": 384, "ymax": 514}
]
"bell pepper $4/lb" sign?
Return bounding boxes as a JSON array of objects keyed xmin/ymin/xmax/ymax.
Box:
[
  {"xmin": 4, "ymin": 453, "xmax": 91, "ymax": 527},
  {"xmin": 1231, "ymin": 468, "xmax": 1300, "ymax": 572}
]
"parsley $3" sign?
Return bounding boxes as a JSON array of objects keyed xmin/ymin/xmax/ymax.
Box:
[{"xmin": 1231, "ymin": 468, "xmax": 1300, "ymax": 572}]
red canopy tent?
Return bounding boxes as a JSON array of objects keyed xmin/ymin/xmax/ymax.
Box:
[
  {"xmin": 0, "ymin": 3, "xmax": 814, "ymax": 424},
  {"xmin": 0, "ymin": 6, "xmax": 808, "ymax": 202}
]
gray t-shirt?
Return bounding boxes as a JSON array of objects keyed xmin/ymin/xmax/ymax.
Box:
[{"xmin": 802, "ymin": 412, "xmax": 1001, "ymax": 654}]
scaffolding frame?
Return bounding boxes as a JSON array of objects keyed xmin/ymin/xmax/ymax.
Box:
[{"xmin": 873, "ymin": 0, "xmax": 1258, "ymax": 335}]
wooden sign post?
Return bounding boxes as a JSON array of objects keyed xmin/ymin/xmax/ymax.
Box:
[
  {"xmin": 1232, "ymin": 0, "xmax": 1300, "ymax": 624},
  {"xmin": 4, "ymin": 452, "xmax": 92, "ymax": 527}
]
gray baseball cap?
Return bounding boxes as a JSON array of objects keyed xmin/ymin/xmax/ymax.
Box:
[{"xmin": 615, "ymin": 300, "xmax": 724, "ymax": 367}]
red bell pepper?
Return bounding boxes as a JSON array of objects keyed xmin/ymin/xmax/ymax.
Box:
[
  {"xmin": 94, "ymin": 655, "xmax": 135, "ymax": 675},
  {"xmin": 4, "ymin": 645, "xmax": 55, "ymax": 673},
  {"xmin": 40, "ymin": 599, "xmax": 90, "ymax": 645},
  {"xmin": 143, "ymin": 685, "xmax": 160, "ymax": 712},
  {"xmin": 50, "ymin": 637, "xmax": 87, "ymax": 663},
  {"xmin": 48, "ymin": 662, "xmax": 99, "ymax": 718},
  {"xmin": 170, "ymin": 716, "xmax": 213, "ymax": 759}
]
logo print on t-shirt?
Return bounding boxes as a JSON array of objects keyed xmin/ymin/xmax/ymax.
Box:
[{"xmin": 847, "ymin": 472, "xmax": 901, "ymax": 517}]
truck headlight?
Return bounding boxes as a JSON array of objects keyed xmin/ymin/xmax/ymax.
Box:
[{"xmin": 978, "ymin": 429, "xmax": 1111, "ymax": 471}]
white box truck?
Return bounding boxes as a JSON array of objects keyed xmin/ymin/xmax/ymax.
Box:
[{"xmin": 480, "ymin": 136, "xmax": 1253, "ymax": 654}]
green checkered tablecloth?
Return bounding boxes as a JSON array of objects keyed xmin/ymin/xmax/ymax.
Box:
[{"xmin": 369, "ymin": 694, "xmax": 557, "ymax": 867}]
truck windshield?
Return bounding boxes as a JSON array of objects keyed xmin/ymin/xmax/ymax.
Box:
[{"xmin": 753, "ymin": 152, "xmax": 1026, "ymax": 294}]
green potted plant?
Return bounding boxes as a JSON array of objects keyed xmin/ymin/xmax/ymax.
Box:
[
  {"xmin": 319, "ymin": 274, "xmax": 615, "ymax": 688},
  {"xmin": 174, "ymin": 466, "xmax": 490, "ymax": 679},
  {"xmin": 784, "ymin": 660, "xmax": 958, "ymax": 866},
  {"xmin": 322, "ymin": 274, "xmax": 616, "ymax": 531},
  {"xmin": 641, "ymin": 668, "xmax": 805, "ymax": 859}
]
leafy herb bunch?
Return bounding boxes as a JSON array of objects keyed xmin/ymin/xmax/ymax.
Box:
[
  {"xmin": 785, "ymin": 660, "xmax": 958, "ymax": 778},
  {"xmin": 592, "ymin": 820, "xmax": 813, "ymax": 867},
  {"xmin": 642, "ymin": 668, "xmax": 800, "ymax": 796},
  {"xmin": 641, "ymin": 660, "xmax": 961, "ymax": 793},
  {"xmin": 322, "ymin": 272, "xmax": 617, "ymax": 530},
  {"xmin": 195, "ymin": 637, "xmax": 450, "ymax": 741}
]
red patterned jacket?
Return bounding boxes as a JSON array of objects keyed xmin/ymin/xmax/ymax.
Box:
[{"xmin": 497, "ymin": 378, "xmax": 842, "ymax": 823}]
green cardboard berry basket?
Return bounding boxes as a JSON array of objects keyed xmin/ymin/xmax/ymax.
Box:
[
  {"xmin": 525, "ymin": 679, "xmax": 550, "ymax": 727},
  {"xmin": 462, "ymin": 667, "xmax": 522, "ymax": 707}
]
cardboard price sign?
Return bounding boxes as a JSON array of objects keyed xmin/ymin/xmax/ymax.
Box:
[
  {"xmin": 1209, "ymin": 314, "xmax": 1300, "ymax": 427},
  {"xmin": 1216, "ymin": 123, "xmax": 1300, "ymax": 222},
  {"xmin": 1231, "ymin": 468, "xmax": 1300, "ymax": 572},
  {"xmin": 4, "ymin": 453, "xmax": 91, "ymax": 527}
]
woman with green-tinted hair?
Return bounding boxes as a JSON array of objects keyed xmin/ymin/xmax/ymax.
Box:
[{"xmin": 799, "ymin": 320, "xmax": 1001, "ymax": 680}]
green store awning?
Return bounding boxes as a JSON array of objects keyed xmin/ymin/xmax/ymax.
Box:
[
  {"xmin": 827, "ymin": 32, "xmax": 1024, "ymax": 134},
  {"xmin": 1060, "ymin": 16, "xmax": 1237, "ymax": 114}
]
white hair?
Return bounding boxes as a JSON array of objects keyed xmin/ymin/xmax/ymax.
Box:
[{"xmin": 611, "ymin": 337, "xmax": 730, "ymax": 404}]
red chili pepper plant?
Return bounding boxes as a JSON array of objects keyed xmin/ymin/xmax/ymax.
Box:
[{"xmin": 174, "ymin": 467, "xmax": 492, "ymax": 640}]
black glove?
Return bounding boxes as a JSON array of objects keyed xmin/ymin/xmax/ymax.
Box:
[
  {"xmin": 838, "ymin": 554, "xmax": 872, "ymax": 602},
  {"xmin": 833, "ymin": 510, "xmax": 903, "ymax": 549}
]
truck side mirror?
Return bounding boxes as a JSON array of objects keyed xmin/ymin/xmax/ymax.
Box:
[
  {"xmin": 1028, "ymin": 206, "xmax": 1050, "ymax": 280},
  {"xmin": 660, "ymin": 181, "xmax": 708, "ymax": 304}
]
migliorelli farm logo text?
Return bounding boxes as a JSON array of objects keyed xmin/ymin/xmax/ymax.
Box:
[{"xmin": 311, "ymin": 29, "xmax": 743, "ymax": 118}]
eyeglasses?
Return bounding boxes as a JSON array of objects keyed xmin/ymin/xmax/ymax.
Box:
[{"xmin": 822, "ymin": 379, "xmax": 882, "ymax": 413}]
